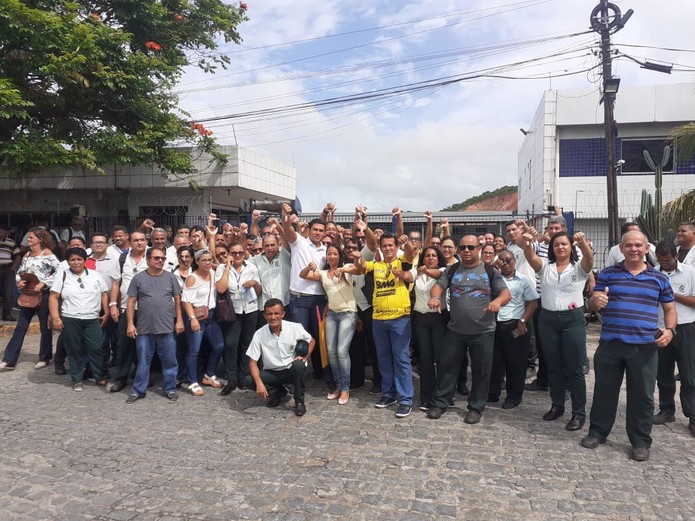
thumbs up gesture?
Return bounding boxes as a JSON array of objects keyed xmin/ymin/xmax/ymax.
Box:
[{"xmin": 590, "ymin": 286, "xmax": 609, "ymax": 311}]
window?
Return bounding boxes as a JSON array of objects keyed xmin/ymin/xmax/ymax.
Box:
[{"xmin": 620, "ymin": 138, "xmax": 674, "ymax": 174}]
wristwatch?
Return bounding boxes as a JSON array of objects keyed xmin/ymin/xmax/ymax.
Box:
[
  {"xmin": 108, "ymin": 301, "xmax": 118, "ymax": 307},
  {"xmin": 519, "ymin": 318, "xmax": 526, "ymax": 324},
  {"xmin": 667, "ymin": 327, "xmax": 677, "ymax": 336},
  {"xmin": 188, "ymin": 315, "xmax": 197, "ymax": 321}
]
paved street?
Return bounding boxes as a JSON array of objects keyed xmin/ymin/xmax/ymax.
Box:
[{"xmin": 1, "ymin": 323, "xmax": 694, "ymax": 520}]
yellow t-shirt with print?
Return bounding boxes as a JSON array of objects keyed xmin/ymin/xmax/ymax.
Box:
[{"xmin": 364, "ymin": 258, "xmax": 412, "ymax": 320}]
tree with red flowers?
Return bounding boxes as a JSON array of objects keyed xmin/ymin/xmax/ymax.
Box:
[{"xmin": 0, "ymin": 1, "xmax": 249, "ymax": 182}]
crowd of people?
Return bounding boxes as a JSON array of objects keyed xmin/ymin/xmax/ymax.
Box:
[{"xmin": 1, "ymin": 208, "xmax": 694, "ymax": 462}]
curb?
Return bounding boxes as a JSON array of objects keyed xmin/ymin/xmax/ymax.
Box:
[{"xmin": 0, "ymin": 322, "xmax": 41, "ymax": 337}]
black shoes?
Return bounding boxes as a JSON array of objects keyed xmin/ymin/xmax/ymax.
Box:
[
  {"xmin": 565, "ymin": 414, "xmax": 585, "ymax": 431},
  {"xmin": 267, "ymin": 387, "xmax": 288, "ymax": 407},
  {"xmin": 54, "ymin": 363, "xmax": 67, "ymax": 376},
  {"xmin": 542, "ymin": 406, "xmax": 565, "ymax": 421},
  {"xmin": 690, "ymin": 418, "xmax": 695, "ymax": 438},
  {"xmin": 110, "ymin": 381, "xmax": 125, "ymax": 393},
  {"xmin": 2, "ymin": 316, "xmax": 16, "ymax": 322},
  {"xmin": 165, "ymin": 391, "xmax": 178, "ymax": 401},
  {"xmin": 580, "ymin": 435, "xmax": 606, "ymax": 449},
  {"xmin": 525, "ymin": 379, "xmax": 548, "ymax": 392},
  {"xmin": 464, "ymin": 410, "xmax": 482, "ymax": 424},
  {"xmin": 502, "ymin": 399, "xmax": 520, "ymax": 410},
  {"xmin": 294, "ymin": 402, "xmax": 306, "ymax": 417},
  {"xmin": 427, "ymin": 407, "xmax": 444, "ymax": 420},
  {"xmin": 457, "ymin": 383, "xmax": 469, "ymax": 396},
  {"xmin": 487, "ymin": 395, "xmax": 500, "ymax": 403},
  {"xmin": 631, "ymin": 446, "xmax": 649, "ymax": 462},
  {"xmin": 220, "ymin": 383, "xmax": 236, "ymax": 396},
  {"xmin": 652, "ymin": 410, "xmax": 676, "ymax": 425},
  {"xmin": 125, "ymin": 394, "xmax": 145, "ymax": 404},
  {"xmin": 418, "ymin": 402, "xmax": 432, "ymax": 412},
  {"xmin": 374, "ymin": 396, "xmax": 397, "ymax": 408},
  {"xmin": 369, "ymin": 383, "xmax": 382, "ymax": 395}
]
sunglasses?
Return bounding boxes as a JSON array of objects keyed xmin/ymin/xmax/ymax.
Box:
[
  {"xmin": 499, "ymin": 257, "xmax": 514, "ymax": 265},
  {"xmin": 458, "ymin": 245, "xmax": 478, "ymax": 251},
  {"xmin": 150, "ymin": 256, "xmax": 166, "ymax": 261},
  {"xmin": 230, "ymin": 251, "xmax": 245, "ymax": 256},
  {"xmin": 77, "ymin": 277, "xmax": 84, "ymax": 289}
]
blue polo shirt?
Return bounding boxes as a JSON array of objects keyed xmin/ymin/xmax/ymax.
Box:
[{"xmin": 595, "ymin": 262, "xmax": 674, "ymax": 344}]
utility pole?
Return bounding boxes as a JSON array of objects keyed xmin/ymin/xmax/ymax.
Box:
[{"xmin": 590, "ymin": 1, "xmax": 633, "ymax": 247}]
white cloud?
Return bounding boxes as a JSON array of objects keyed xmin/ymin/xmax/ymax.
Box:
[{"xmin": 180, "ymin": 0, "xmax": 695, "ymax": 212}]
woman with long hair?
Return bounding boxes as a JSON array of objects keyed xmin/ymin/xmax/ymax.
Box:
[
  {"xmin": 399, "ymin": 246, "xmax": 447, "ymax": 410},
  {"xmin": 523, "ymin": 231, "xmax": 593, "ymax": 431},
  {"xmin": 0, "ymin": 229, "xmax": 60, "ymax": 370},
  {"xmin": 300, "ymin": 245, "xmax": 357, "ymax": 405}
]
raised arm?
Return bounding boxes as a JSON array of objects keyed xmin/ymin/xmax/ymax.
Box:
[
  {"xmin": 423, "ymin": 210, "xmax": 433, "ymax": 247},
  {"xmin": 574, "ymin": 232, "xmax": 594, "ymax": 273},
  {"xmin": 522, "ymin": 232, "xmax": 543, "ymax": 273},
  {"xmin": 281, "ymin": 203, "xmax": 298, "ymax": 244},
  {"xmin": 392, "ymin": 207, "xmax": 404, "ymax": 239}
]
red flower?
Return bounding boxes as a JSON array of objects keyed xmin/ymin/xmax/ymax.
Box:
[
  {"xmin": 145, "ymin": 41, "xmax": 162, "ymax": 52},
  {"xmin": 174, "ymin": 14, "xmax": 184, "ymax": 21},
  {"xmin": 240, "ymin": 2, "xmax": 248, "ymax": 11}
]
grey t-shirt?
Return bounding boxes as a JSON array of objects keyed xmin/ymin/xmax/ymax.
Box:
[
  {"xmin": 127, "ymin": 270, "xmax": 182, "ymax": 334},
  {"xmin": 437, "ymin": 262, "xmax": 508, "ymax": 335}
]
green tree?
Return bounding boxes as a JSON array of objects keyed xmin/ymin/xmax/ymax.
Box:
[{"xmin": 0, "ymin": 0, "xmax": 248, "ymax": 183}]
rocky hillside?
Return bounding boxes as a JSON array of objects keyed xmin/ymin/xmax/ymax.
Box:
[{"xmin": 441, "ymin": 185, "xmax": 518, "ymax": 212}]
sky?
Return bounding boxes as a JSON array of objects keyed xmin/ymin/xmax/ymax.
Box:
[{"xmin": 177, "ymin": 0, "xmax": 695, "ymax": 213}]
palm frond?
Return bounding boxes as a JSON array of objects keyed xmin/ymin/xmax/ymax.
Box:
[{"xmin": 673, "ymin": 123, "xmax": 695, "ymax": 162}]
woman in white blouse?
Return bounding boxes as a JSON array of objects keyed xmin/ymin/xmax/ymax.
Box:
[
  {"xmin": 0, "ymin": 229, "xmax": 60, "ymax": 371},
  {"xmin": 48, "ymin": 248, "xmax": 109, "ymax": 391},
  {"xmin": 216, "ymin": 242, "xmax": 262, "ymax": 395},
  {"xmin": 181, "ymin": 249, "xmax": 225, "ymax": 396},
  {"xmin": 399, "ymin": 246, "xmax": 447, "ymax": 411},
  {"xmin": 523, "ymin": 231, "xmax": 593, "ymax": 432},
  {"xmin": 300, "ymin": 245, "xmax": 357, "ymax": 405}
]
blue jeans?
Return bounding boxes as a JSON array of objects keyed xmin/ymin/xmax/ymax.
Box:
[
  {"xmin": 372, "ymin": 315, "xmax": 413, "ymax": 405},
  {"xmin": 325, "ymin": 310, "xmax": 356, "ymax": 391},
  {"xmin": 289, "ymin": 294, "xmax": 325, "ymax": 376},
  {"xmin": 2, "ymin": 294, "xmax": 52, "ymax": 366},
  {"xmin": 132, "ymin": 333, "xmax": 178, "ymax": 396},
  {"xmin": 184, "ymin": 309, "xmax": 225, "ymax": 383}
]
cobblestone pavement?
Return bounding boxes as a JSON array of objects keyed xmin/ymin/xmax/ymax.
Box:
[{"xmin": 1, "ymin": 323, "xmax": 694, "ymax": 520}]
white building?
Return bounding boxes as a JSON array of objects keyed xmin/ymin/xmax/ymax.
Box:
[
  {"xmin": 518, "ymin": 83, "xmax": 695, "ymax": 267},
  {"xmin": 0, "ymin": 145, "xmax": 296, "ymax": 231}
]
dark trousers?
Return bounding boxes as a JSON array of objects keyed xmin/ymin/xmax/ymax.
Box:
[
  {"xmin": 2, "ymin": 295, "xmax": 52, "ymax": 366},
  {"xmin": 588, "ymin": 340, "xmax": 658, "ymax": 448},
  {"xmin": 113, "ymin": 310, "xmax": 136, "ymax": 384},
  {"xmin": 289, "ymin": 294, "xmax": 325, "ymax": 377},
  {"xmin": 244, "ymin": 359, "xmax": 307, "ymax": 403},
  {"xmin": 62, "ymin": 317, "xmax": 106, "ymax": 384},
  {"xmin": 490, "ymin": 320, "xmax": 529, "ymax": 404},
  {"xmin": 349, "ymin": 324, "xmax": 367, "ymax": 389},
  {"xmin": 222, "ymin": 311, "xmax": 258, "ymax": 385},
  {"xmin": 532, "ymin": 306, "xmax": 548, "ymax": 384},
  {"xmin": 657, "ymin": 322, "xmax": 695, "ymax": 418},
  {"xmin": 357, "ymin": 306, "xmax": 380, "ymax": 386},
  {"xmin": 412, "ymin": 311, "xmax": 447, "ymax": 405},
  {"xmin": 0, "ymin": 264, "xmax": 14, "ymax": 317},
  {"xmin": 432, "ymin": 330, "xmax": 494, "ymax": 412},
  {"xmin": 539, "ymin": 308, "xmax": 587, "ymax": 417}
]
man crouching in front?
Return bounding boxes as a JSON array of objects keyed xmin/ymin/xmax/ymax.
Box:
[{"xmin": 243, "ymin": 298, "xmax": 315, "ymax": 417}]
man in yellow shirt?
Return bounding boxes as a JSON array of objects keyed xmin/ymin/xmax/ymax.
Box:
[{"xmin": 356, "ymin": 233, "xmax": 416, "ymax": 418}]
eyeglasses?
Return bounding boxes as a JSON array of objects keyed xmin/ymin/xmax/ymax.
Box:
[
  {"xmin": 77, "ymin": 277, "xmax": 84, "ymax": 289},
  {"xmin": 230, "ymin": 251, "xmax": 244, "ymax": 256},
  {"xmin": 150, "ymin": 256, "xmax": 166, "ymax": 261},
  {"xmin": 499, "ymin": 257, "xmax": 514, "ymax": 265},
  {"xmin": 482, "ymin": 250, "xmax": 495, "ymax": 255},
  {"xmin": 91, "ymin": 241, "xmax": 106, "ymax": 245},
  {"xmin": 408, "ymin": 237, "xmax": 422, "ymax": 242},
  {"xmin": 458, "ymin": 245, "xmax": 478, "ymax": 251},
  {"xmin": 441, "ymin": 245, "xmax": 455, "ymax": 249}
]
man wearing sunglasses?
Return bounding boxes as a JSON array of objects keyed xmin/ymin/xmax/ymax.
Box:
[
  {"xmin": 426, "ymin": 236, "xmax": 511, "ymax": 424},
  {"xmin": 124, "ymin": 246, "xmax": 184, "ymax": 403}
]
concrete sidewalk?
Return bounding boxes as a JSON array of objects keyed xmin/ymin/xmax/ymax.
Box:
[{"xmin": 0, "ymin": 323, "xmax": 693, "ymax": 520}]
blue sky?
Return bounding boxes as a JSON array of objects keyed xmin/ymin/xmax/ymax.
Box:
[{"xmin": 177, "ymin": 0, "xmax": 695, "ymax": 212}]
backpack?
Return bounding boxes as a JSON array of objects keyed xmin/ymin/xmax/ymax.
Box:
[{"xmin": 445, "ymin": 261, "xmax": 499, "ymax": 298}]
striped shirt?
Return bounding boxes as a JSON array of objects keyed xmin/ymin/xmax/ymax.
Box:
[{"xmin": 595, "ymin": 262, "xmax": 674, "ymax": 344}]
